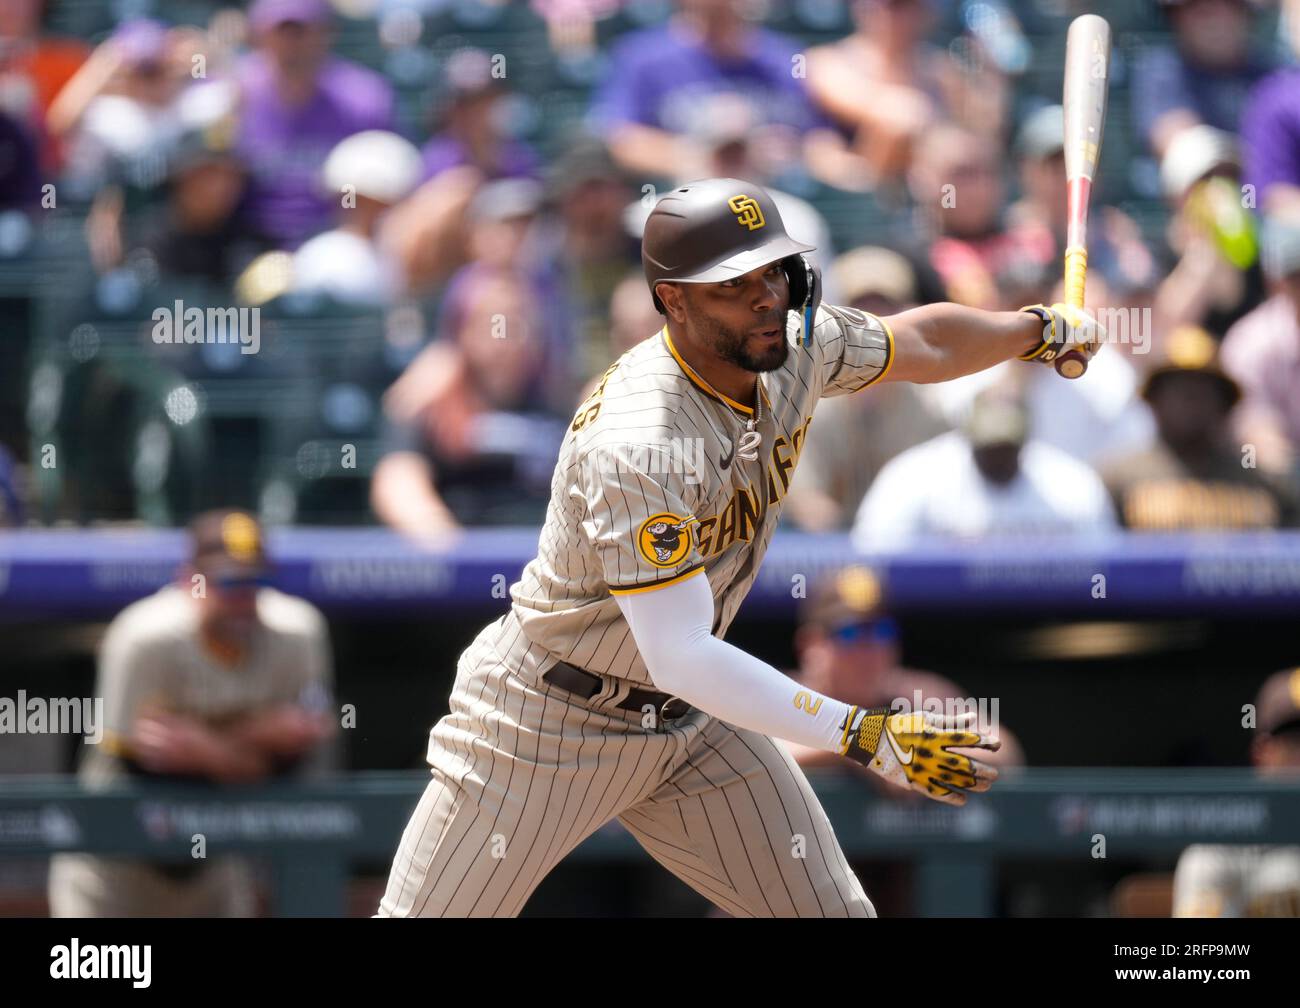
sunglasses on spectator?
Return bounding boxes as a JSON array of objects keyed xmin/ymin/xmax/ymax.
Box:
[
  {"xmin": 212, "ymin": 574, "xmax": 272, "ymax": 591},
  {"xmin": 829, "ymin": 617, "xmax": 898, "ymax": 645}
]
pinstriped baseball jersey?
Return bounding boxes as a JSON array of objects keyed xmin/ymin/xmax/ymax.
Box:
[
  {"xmin": 377, "ymin": 302, "xmax": 890, "ymax": 918},
  {"xmin": 502, "ymin": 302, "xmax": 893, "ymax": 687}
]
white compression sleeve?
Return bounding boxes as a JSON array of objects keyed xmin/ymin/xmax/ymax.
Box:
[{"xmin": 612, "ymin": 569, "xmax": 855, "ymax": 752}]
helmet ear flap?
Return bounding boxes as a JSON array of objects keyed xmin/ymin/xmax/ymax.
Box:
[{"xmin": 782, "ymin": 254, "xmax": 821, "ymax": 347}]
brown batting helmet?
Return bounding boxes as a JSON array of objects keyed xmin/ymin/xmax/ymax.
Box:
[{"xmin": 642, "ymin": 178, "xmax": 821, "ymax": 345}]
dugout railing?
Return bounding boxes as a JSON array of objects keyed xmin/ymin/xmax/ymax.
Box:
[{"xmin": 0, "ymin": 769, "xmax": 1295, "ymax": 916}]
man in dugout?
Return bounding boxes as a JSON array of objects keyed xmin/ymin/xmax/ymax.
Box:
[
  {"xmin": 47, "ymin": 509, "xmax": 335, "ymax": 917},
  {"xmin": 1173, "ymin": 667, "xmax": 1300, "ymax": 917}
]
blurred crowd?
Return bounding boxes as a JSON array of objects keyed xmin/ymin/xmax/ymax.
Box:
[{"xmin": 1, "ymin": 0, "xmax": 1300, "ymax": 537}]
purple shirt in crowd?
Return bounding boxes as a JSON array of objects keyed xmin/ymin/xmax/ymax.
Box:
[
  {"xmin": 234, "ymin": 52, "xmax": 395, "ymax": 249},
  {"xmin": 1242, "ymin": 68, "xmax": 1300, "ymax": 204},
  {"xmin": 419, "ymin": 134, "xmax": 541, "ymax": 184},
  {"xmin": 589, "ymin": 23, "xmax": 821, "ymax": 137},
  {"xmin": 1130, "ymin": 45, "xmax": 1271, "ymax": 155},
  {"xmin": 0, "ymin": 111, "xmax": 41, "ymax": 210}
]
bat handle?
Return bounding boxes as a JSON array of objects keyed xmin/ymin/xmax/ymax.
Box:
[
  {"xmin": 1063, "ymin": 245, "xmax": 1088, "ymax": 309},
  {"xmin": 1056, "ymin": 245, "xmax": 1090, "ymax": 379}
]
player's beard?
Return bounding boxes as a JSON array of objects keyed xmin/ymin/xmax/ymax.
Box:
[{"xmin": 698, "ymin": 309, "xmax": 789, "ymax": 373}]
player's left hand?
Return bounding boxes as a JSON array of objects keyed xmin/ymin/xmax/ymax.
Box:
[
  {"xmin": 1018, "ymin": 302, "xmax": 1105, "ymax": 371},
  {"xmin": 839, "ymin": 708, "xmax": 1001, "ymax": 806}
]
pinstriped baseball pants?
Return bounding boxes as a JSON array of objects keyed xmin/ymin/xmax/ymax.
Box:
[{"xmin": 376, "ymin": 626, "xmax": 875, "ymax": 918}]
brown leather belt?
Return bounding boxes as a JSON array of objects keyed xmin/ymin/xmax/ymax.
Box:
[{"xmin": 543, "ymin": 660, "xmax": 693, "ymax": 721}]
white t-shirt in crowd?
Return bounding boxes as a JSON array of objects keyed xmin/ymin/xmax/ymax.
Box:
[
  {"xmin": 919, "ymin": 351, "xmax": 1156, "ymax": 468},
  {"xmin": 850, "ymin": 430, "xmax": 1117, "ymax": 552},
  {"xmin": 293, "ymin": 229, "xmax": 395, "ymax": 306}
]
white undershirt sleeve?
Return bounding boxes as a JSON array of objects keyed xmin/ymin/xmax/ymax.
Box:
[{"xmin": 613, "ymin": 569, "xmax": 855, "ymax": 752}]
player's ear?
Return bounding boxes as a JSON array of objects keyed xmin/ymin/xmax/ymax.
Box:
[{"xmin": 656, "ymin": 282, "xmax": 688, "ymax": 324}]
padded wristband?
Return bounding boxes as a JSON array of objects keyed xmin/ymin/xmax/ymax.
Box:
[{"xmin": 1017, "ymin": 305, "xmax": 1055, "ymax": 361}]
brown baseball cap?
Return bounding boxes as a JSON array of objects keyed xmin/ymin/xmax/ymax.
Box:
[
  {"xmin": 803, "ymin": 565, "xmax": 888, "ymax": 631},
  {"xmin": 830, "ymin": 246, "xmax": 918, "ymax": 309},
  {"xmin": 1256, "ymin": 668, "xmax": 1300, "ymax": 737},
  {"xmin": 189, "ymin": 509, "xmax": 270, "ymax": 582},
  {"xmin": 1140, "ymin": 325, "xmax": 1241, "ymax": 407},
  {"xmin": 963, "ymin": 390, "xmax": 1030, "ymax": 449}
]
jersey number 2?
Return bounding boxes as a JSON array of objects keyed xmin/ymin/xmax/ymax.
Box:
[{"xmin": 793, "ymin": 691, "xmax": 823, "ymax": 716}]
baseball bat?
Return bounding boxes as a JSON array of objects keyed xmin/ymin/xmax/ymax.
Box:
[{"xmin": 1056, "ymin": 13, "xmax": 1111, "ymax": 380}]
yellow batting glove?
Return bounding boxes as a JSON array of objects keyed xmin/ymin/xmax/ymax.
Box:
[
  {"xmin": 839, "ymin": 707, "xmax": 1002, "ymax": 806},
  {"xmin": 1019, "ymin": 302, "xmax": 1105, "ymax": 369}
]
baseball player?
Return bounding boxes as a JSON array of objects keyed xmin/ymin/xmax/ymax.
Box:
[{"xmin": 377, "ymin": 178, "xmax": 1100, "ymax": 917}]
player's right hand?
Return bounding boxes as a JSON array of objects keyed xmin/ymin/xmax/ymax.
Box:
[
  {"xmin": 1018, "ymin": 302, "xmax": 1105, "ymax": 371},
  {"xmin": 838, "ymin": 707, "xmax": 1001, "ymax": 806}
]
